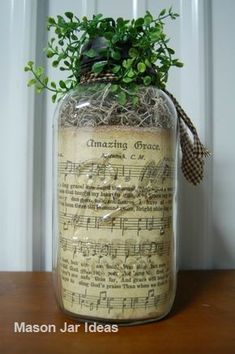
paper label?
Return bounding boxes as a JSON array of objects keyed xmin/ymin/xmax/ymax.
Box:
[{"xmin": 57, "ymin": 126, "xmax": 175, "ymax": 320}]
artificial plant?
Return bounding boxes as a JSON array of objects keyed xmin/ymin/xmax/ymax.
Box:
[{"xmin": 24, "ymin": 8, "xmax": 183, "ymax": 105}]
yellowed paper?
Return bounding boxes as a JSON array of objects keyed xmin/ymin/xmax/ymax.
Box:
[{"xmin": 57, "ymin": 126, "xmax": 175, "ymax": 320}]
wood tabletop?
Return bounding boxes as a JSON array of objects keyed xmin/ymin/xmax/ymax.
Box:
[{"xmin": 0, "ymin": 271, "xmax": 234, "ymax": 354}]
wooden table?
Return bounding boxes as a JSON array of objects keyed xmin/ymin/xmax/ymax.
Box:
[{"xmin": 0, "ymin": 271, "xmax": 234, "ymax": 354}]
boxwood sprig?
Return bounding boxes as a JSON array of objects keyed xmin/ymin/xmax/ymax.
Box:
[{"xmin": 25, "ymin": 8, "xmax": 183, "ymax": 105}]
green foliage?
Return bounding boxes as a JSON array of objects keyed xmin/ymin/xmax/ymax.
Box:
[{"xmin": 25, "ymin": 8, "xmax": 183, "ymax": 103}]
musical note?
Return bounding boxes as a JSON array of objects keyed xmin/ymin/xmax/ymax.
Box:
[
  {"xmin": 63, "ymin": 222, "xmax": 69, "ymax": 231},
  {"xmin": 73, "ymin": 245, "xmax": 77, "ymax": 258},
  {"xmin": 145, "ymin": 289, "xmax": 155, "ymax": 310},
  {"xmin": 86, "ymin": 217, "xmax": 91, "ymax": 230},
  {"xmin": 147, "ymin": 216, "xmax": 154, "ymax": 231},
  {"xmin": 96, "ymin": 291, "xmax": 108, "ymax": 310},
  {"xmin": 124, "ymin": 169, "xmax": 131, "ymax": 182},
  {"xmin": 137, "ymin": 218, "xmax": 143, "ymax": 236},
  {"xmin": 113, "ymin": 167, "xmax": 118, "ymax": 180},
  {"xmin": 65, "ymin": 160, "xmax": 74, "ymax": 172},
  {"xmin": 124, "ymin": 239, "xmax": 135, "ymax": 260},
  {"xmin": 72, "ymin": 214, "xmax": 80, "ymax": 228},
  {"xmin": 100, "ymin": 243, "xmax": 110, "ymax": 257},
  {"xmin": 97, "ymin": 164, "xmax": 106, "ymax": 180},
  {"xmin": 71, "ymin": 292, "xmax": 75, "ymax": 307},
  {"xmin": 64, "ymin": 160, "xmax": 75, "ymax": 180}
]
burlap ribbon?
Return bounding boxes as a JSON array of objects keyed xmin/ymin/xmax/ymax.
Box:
[{"xmin": 80, "ymin": 73, "xmax": 210, "ymax": 185}]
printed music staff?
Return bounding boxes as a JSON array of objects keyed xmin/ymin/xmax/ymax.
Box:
[
  {"xmin": 59, "ymin": 237, "xmax": 171, "ymax": 258},
  {"xmin": 59, "ymin": 212, "xmax": 171, "ymax": 236},
  {"xmin": 59, "ymin": 159, "xmax": 173, "ymax": 182},
  {"xmin": 62, "ymin": 288, "xmax": 169, "ymax": 312}
]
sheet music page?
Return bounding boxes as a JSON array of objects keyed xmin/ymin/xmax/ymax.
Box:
[{"xmin": 57, "ymin": 126, "xmax": 175, "ymax": 320}]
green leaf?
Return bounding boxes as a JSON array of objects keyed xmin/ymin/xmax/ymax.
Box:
[
  {"xmin": 123, "ymin": 77, "xmax": 133, "ymax": 83},
  {"xmin": 151, "ymin": 33, "xmax": 161, "ymax": 42},
  {"xmin": 168, "ymin": 48, "xmax": 175, "ymax": 54},
  {"xmin": 144, "ymin": 14, "xmax": 153, "ymax": 26},
  {"xmin": 117, "ymin": 91, "xmax": 127, "ymax": 105},
  {"xmin": 27, "ymin": 61, "xmax": 34, "ymax": 68},
  {"xmin": 117, "ymin": 17, "xmax": 128, "ymax": 27},
  {"xmin": 47, "ymin": 17, "xmax": 56, "ymax": 25},
  {"xmin": 127, "ymin": 68, "xmax": 135, "ymax": 78},
  {"xmin": 93, "ymin": 13, "xmax": 103, "ymax": 21},
  {"xmin": 36, "ymin": 86, "xmax": 44, "ymax": 94},
  {"xmin": 52, "ymin": 94, "xmax": 57, "ymax": 103},
  {"xmin": 122, "ymin": 59, "xmax": 133, "ymax": 69},
  {"xmin": 129, "ymin": 48, "xmax": 138, "ymax": 58},
  {"xmin": 84, "ymin": 49, "xmax": 97, "ymax": 58},
  {"xmin": 44, "ymin": 77, "xmax": 49, "ymax": 86},
  {"xmin": 111, "ymin": 84, "xmax": 118, "ymax": 92},
  {"xmin": 71, "ymin": 34, "xmax": 78, "ymax": 40},
  {"xmin": 92, "ymin": 61, "xmax": 107, "ymax": 74},
  {"xmin": 111, "ymin": 51, "xmax": 121, "ymax": 60},
  {"xmin": 57, "ymin": 15, "xmax": 65, "ymax": 24},
  {"xmin": 143, "ymin": 76, "xmax": 151, "ymax": 85},
  {"xmin": 111, "ymin": 34, "xmax": 119, "ymax": 43},
  {"xmin": 112, "ymin": 65, "xmax": 121, "ymax": 74},
  {"xmin": 24, "ymin": 66, "xmax": 30, "ymax": 72},
  {"xmin": 122, "ymin": 60, "xmax": 128, "ymax": 68},
  {"xmin": 46, "ymin": 50, "xmax": 55, "ymax": 58},
  {"xmin": 64, "ymin": 60, "xmax": 70, "ymax": 67},
  {"xmin": 174, "ymin": 61, "xmax": 184, "ymax": 67},
  {"xmin": 27, "ymin": 79, "xmax": 37, "ymax": 87},
  {"xmin": 137, "ymin": 62, "xmax": 146, "ymax": 73},
  {"xmin": 65, "ymin": 12, "xmax": 74, "ymax": 20},
  {"xmin": 52, "ymin": 60, "xmax": 59, "ymax": 68},
  {"xmin": 128, "ymin": 83, "xmax": 138, "ymax": 93},
  {"xmin": 59, "ymin": 80, "xmax": 66, "ymax": 89},
  {"xmin": 58, "ymin": 52, "xmax": 67, "ymax": 60},
  {"xmin": 35, "ymin": 66, "xmax": 44, "ymax": 76},
  {"xmin": 51, "ymin": 82, "xmax": 56, "ymax": 89},
  {"xmin": 135, "ymin": 18, "xmax": 144, "ymax": 27},
  {"xmin": 132, "ymin": 96, "xmax": 139, "ymax": 106},
  {"xmin": 144, "ymin": 59, "xmax": 151, "ymax": 67},
  {"xmin": 159, "ymin": 9, "xmax": 166, "ymax": 16}
]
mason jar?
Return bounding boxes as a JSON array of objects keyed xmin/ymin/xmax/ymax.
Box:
[{"xmin": 52, "ymin": 79, "xmax": 178, "ymax": 325}]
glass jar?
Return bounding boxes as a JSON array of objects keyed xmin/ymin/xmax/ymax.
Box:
[{"xmin": 52, "ymin": 83, "xmax": 178, "ymax": 325}]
